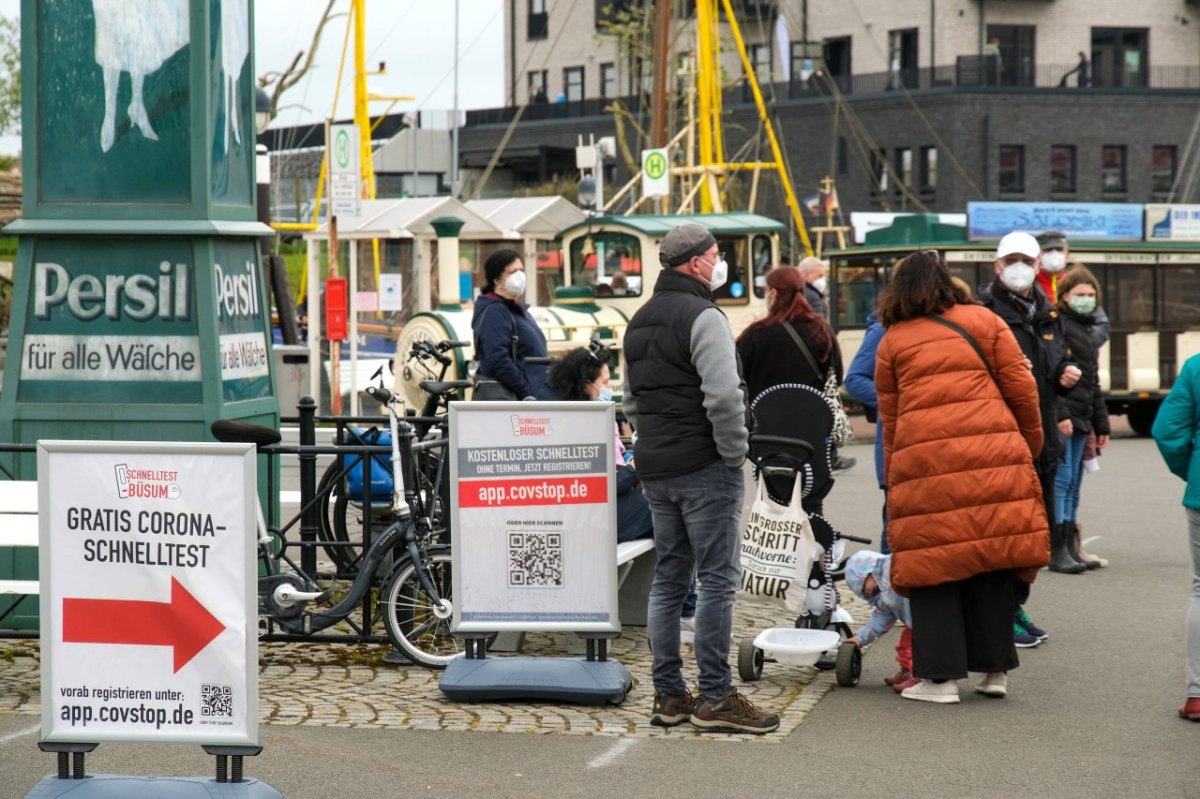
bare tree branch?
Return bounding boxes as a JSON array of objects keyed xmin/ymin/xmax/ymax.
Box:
[{"xmin": 257, "ymin": 0, "xmax": 342, "ymax": 123}]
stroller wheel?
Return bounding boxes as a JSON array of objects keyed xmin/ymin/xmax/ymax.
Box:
[
  {"xmin": 737, "ymin": 638, "xmax": 764, "ymax": 682},
  {"xmin": 835, "ymin": 642, "xmax": 861, "ymax": 687}
]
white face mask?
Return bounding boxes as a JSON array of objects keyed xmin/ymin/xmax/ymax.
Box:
[
  {"xmin": 700, "ymin": 255, "xmax": 728, "ymax": 291},
  {"xmin": 503, "ymin": 270, "xmax": 527, "ymax": 296},
  {"xmin": 811, "ymin": 276, "xmax": 828, "ymax": 294},
  {"xmin": 1041, "ymin": 250, "xmax": 1066, "ymax": 273},
  {"xmin": 1001, "ymin": 263, "xmax": 1037, "ymax": 292}
]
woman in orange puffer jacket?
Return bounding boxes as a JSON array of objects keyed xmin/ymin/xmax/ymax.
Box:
[{"xmin": 874, "ymin": 250, "xmax": 1050, "ymax": 704}]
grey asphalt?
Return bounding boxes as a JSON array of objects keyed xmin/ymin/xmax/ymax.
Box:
[{"xmin": 4, "ymin": 421, "xmax": 1200, "ymax": 798}]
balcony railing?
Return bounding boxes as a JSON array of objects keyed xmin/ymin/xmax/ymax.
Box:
[{"xmin": 466, "ymin": 62, "xmax": 1200, "ymax": 127}]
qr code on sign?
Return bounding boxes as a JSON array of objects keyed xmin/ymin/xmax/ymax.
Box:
[
  {"xmin": 200, "ymin": 684, "xmax": 233, "ymax": 718},
  {"xmin": 508, "ymin": 532, "xmax": 563, "ymax": 587}
]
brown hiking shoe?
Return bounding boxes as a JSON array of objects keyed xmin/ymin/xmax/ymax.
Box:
[
  {"xmin": 690, "ymin": 688, "xmax": 780, "ymax": 734},
  {"xmin": 650, "ymin": 689, "xmax": 697, "ymax": 727}
]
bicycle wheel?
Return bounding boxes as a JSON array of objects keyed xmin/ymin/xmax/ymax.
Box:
[
  {"xmin": 381, "ymin": 547, "xmax": 484, "ymax": 668},
  {"xmin": 317, "ymin": 459, "xmax": 394, "ymax": 577},
  {"xmin": 315, "ymin": 460, "xmax": 357, "ymax": 575}
]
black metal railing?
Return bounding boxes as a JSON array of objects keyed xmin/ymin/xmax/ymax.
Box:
[{"xmin": 466, "ymin": 60, "xmax": 1200, "ymax": 128}]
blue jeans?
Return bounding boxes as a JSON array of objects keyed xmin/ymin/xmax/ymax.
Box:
[
  {"xmin": 642, "ymin": 459, "xmax": 744, "ymax": 701},
  {"xmin": 1054, "ymin": 431, "xmax": 1088, "ymax": 523}
]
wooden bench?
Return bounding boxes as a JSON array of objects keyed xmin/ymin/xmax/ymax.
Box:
[{"xmin": 0, "ymin": 480, "xmax": 39, "ymax": 603}]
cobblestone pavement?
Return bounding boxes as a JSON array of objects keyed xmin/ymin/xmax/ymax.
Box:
[
  {"xmin": 0, "ymin": 595, "xmax": 868, "ymax": 743},
  {"xmin": 1, "ymin": 472, "xmax": 873, "ymax": 745}
]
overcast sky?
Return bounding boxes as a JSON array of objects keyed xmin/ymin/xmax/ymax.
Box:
[{"xmin": 0, "ymin": 0, "xmax": 506, "ymax": 155}]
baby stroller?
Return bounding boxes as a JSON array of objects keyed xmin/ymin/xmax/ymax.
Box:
[{"xmin": 738, "ymin": 383, "xmax": 871, "ymax": 687}]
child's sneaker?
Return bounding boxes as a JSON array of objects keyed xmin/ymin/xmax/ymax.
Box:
[
  {"xmin": 1014, "ymin": 622, "xmax": 1041, "ymax": 648},
  {"xmin": 893, "ymin": 674, "xmax": 922, "ymax": 693},
  {"xmin": 690, "ymin": 689, "xmax": 779, "ymax": 734},
  {"xmin": 884, "ymin": 667, "xmax": 913, "ymax": 687},
  {"xmin": 1015, "ymin": 608, "xmax": 1048, "ymax": 641},
  {"xmin": 650, "ymin": 689, "xmax": 696, "ymax": 727}
]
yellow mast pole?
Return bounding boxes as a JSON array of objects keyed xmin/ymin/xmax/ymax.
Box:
[
  {"xmin": 353, "ymin": 0, "xmax": 374, "ymax": 201},
  {"xmin": 718, "ymin": 0, "xmax": 812, "ymax": 256},
  {"xmin": 695, "ymin": 0, "xmax": 714, "ymax": 213}
]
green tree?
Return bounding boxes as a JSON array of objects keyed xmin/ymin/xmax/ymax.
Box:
[{"xmin": 0, "ymin": 16, "xmax": 19, "ymax": 135}]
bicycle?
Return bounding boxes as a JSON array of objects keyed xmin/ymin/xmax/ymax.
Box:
[
  {"xmin": 211, "ymin": 367, "xmax": 478, "ymax": 668},
  {"xmin": 316, "ymin": 339, "xmax": 470, "ymax": 576}
]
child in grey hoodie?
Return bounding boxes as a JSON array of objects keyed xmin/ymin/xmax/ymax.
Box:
[{"xmin": 844, "ymin": 550, "xmax": 915, "ymax": 692}]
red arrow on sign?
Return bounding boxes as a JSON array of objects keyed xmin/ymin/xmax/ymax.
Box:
[{"xmin": 63, "ymin": 576, "xmax": 226, "ymax": 673}]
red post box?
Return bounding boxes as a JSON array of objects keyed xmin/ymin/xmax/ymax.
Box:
[{"xmin": 325, "ymin": 277, "xmax": 348, "ymax": 341}]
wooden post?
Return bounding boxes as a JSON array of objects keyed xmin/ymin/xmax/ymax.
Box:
[{"xmin": 327, "ymin": 215, "xmax": 341, "ymax": 416}]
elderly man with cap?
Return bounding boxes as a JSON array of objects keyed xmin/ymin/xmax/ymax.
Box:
[
  {"xmin": 623, "ymin": 223, "xmax": 779, "ymax": 734},
  {"xmin": 1036, "ymin": 229, "xmax": 1112, "ymax": 346},
  {"xmin": 797, "ymin": 255, "xmax": 830, "ymax": 320},
  {"xmin": 984, "ymin": 231, "xmax": 1085, "ymax": 577}
]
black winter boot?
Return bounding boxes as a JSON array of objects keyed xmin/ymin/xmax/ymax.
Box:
[
  {"xmin": 1062, "ymin": 520, "xmax": 1100, "ymax": 569},
  {"xmin": 1049, "ymin": 523, "xmax": 1086, "ymax": 574}
]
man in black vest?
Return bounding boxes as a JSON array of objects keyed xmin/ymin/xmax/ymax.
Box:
[
  {"xmin": 983, "ymin": 231, "xmax": 1084, "ymax": 575},
  {"xmin": 623, "ymin": 223, "xmax": 779, "ymax": 734}
]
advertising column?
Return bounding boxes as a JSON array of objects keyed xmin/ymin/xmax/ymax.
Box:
[{"xmin": 1, "ymin": 0, "xmax": 276, "ymax": 479}]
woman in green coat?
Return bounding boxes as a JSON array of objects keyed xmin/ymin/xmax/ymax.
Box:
[{"xmin": 1151, "ymin": 353, "xmax": 1200, "ymax": 722}]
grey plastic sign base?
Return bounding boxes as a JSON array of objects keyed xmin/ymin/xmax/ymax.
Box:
[
  {"xmin": 25, "ymin": 774, "xmax": 282, "ymax": 798},
  {"xmin": 439, "ymin": 656, "xmax": 632, "ymax": 706}
]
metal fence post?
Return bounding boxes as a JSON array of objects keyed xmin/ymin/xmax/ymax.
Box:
[{"xmin": 298, "ymin": 395, "xmax": 318, "ymax": 577}]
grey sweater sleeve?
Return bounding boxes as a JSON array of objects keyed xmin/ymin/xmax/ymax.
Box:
[{"xmin": 690, "ymin": 308, "xmax": 749, "ymax": 467}]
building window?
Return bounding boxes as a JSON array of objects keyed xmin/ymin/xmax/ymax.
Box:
[
  {"xmin": 528, "ymin": 70, "xmax": 548, "ymax": 104},
  {"xmin": 633, "ymin": 58, "xmax": 653, "ymax": 95},
  {"xmin": 564, "ymin": 66, "xmax": 585, "ymax": 102},
  {"xmin": 749, "ymin": 43, "xmax": 771, "ymax": 84},
  {"xmin": 528, "ymin": 0, "xmax": 548, "ymax": 40},
  {"xmin": 894, "ymin": 147, "xmax": 913, "ymax": 191},
  {"xmin": 1050, "ymin": 145, "xmax": 1076, "ymax": 193},
  {"xmin": 870, "ymin": 149, "xmax": 888, "ymax": 195},
  {"xmin": 600, "ymin": 63, "xmax": 617, "ymax": 98},
  {"xmin": 985, "ymin": 25, "xmax": 1035, "ymax": 86},
  {"xmin": 1092, "ymin": 28, "xmax": 1148, "ymax": 88},
  {"xmin": 1152, "ymin": 145, "xmax": 1177, "ymax": 195},
  {"xmin": 790, "ymin": 41, "xmax": 821, "ymax": 90},
  {"xmin": 822, "ymin": 37, "xmax": 851, "ymax": 93},
  {"xmin": 1101, "ymin": 145, "xmax": 1127, "ymax": 193},
  {"xmin": 919, "ymin": 146, "xmax": 938, "ymax": 192},
  {"xmin": 999, "ymin": 145, "xmax": 1025, "ymax": 193},
  {"xmin": 887, "ymin": 28, "xmax": 918, "ymax": 89}
]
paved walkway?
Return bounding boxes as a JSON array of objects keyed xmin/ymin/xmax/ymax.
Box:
[{"xmin": 0, "ymin": 592, "xmax": 868, "ymax": 743}]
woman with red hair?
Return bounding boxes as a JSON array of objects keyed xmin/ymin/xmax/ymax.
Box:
[{"xmin": 736, "ymin": 266, "xmax": 843, "ymax": 403}]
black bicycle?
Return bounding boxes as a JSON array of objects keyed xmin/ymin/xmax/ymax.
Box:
[
  {"xmin": 212, "ymin": 367, "xmax": 479, "ymax": 668},
  {"xmin": 315, "ymin": 340, "xmax": 470, "ymax": 576}
]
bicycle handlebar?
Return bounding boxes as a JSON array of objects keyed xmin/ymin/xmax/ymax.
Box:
[{"xmin": 365, "ymin": 385, "xmax": 395, "ymax": 404}]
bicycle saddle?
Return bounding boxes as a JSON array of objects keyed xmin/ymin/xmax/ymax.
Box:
[
  {"xmin": 419, "ymin": 380, "xmax": 473, "ymax": 395},
  {"xmin": 211, "ymin": 419, "xmax": 282, "ymax": 450}
]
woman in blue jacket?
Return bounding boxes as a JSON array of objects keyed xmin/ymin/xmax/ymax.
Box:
[
  {"xmin": 471, "ymin": 250, "xmax": 549, "ymax": 400},
  {"xmin": 1152, "ymin": 352, "xmax": 1200, "ymax": 722},
  {"xmin": 844, "ymin": 312, "xmax": 888, "ymax": 551}
]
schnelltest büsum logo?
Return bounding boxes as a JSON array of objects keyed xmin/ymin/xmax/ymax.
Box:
[
  {"xmin": 114, "ymin": 464, "xmax": 182, "ymax": 500},
  {"xmin": 510, "ymin": 415, "xmax": 551, "ymax": 437}
]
